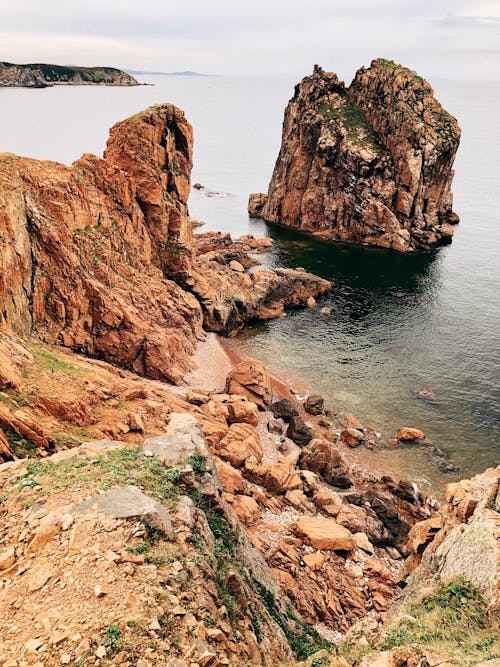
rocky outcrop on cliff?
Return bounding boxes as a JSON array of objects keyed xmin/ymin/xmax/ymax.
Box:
[
  {"xmin": 249, "ymin": 59, "xmax": 460, "ymax": 252},
  {"xmin": 0, "ymin": 61, "xmax": 139, "ymax": 87},
  {"xmin": 0, "ymin": 104, "xmax": 329, "ymax": 384}
]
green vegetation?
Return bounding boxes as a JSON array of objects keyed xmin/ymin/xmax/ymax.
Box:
[
  {"xmin": 378, "ymin": 579, "xmax": 499, "ymax": 664},
  {"xmin": 187, "ymin": 452, "xmax": 207, "ymax": 475},
  {"xmin": 27, "ymin": 344, "xmax": 82, "ymax": 376},
  {"xmin": 9, "ymin": 447, "xmax": 179, "ymax": 504},
  {"xmin": 0, "ymin": 61, "xmax": 136, "ymax": 86},
  {"xmin": 103, "ymin": 624, "xmax": 122, "ymax": 651},
  {"xmin": 4, "ymin": 430, "xmax": 37, "ymax": 458},
  {"xmin": 320, "ymin": 100, "xmax": 386, "ymax": 152}
]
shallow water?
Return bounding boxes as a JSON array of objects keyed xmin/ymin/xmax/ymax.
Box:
[{"xmin": 0, "ymin": 73, "xmax": 498, "ymax": 488}]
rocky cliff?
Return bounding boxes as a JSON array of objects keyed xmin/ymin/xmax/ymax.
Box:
[
  {"xmin": 0, "ymin": 103, "xmax": 329, "ymax": 384},
  {"xmin": 249, "ymin": 59, "xmax": 461, "ymax": 252},
  {"xmin": 0, "ymin": 61, "xmax": 139, "ymax": 87}
]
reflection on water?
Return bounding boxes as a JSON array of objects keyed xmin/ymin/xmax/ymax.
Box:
[{"xmin": 233, "ymin": 222, "xmax": 499, "ymax": 489}]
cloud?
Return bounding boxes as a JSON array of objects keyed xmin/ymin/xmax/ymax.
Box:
[{"xmin": 0, "ymin": 0, "xmax": 499, "ymax": 79}]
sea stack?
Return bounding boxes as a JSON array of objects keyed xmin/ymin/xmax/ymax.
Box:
[{"xmin": 249, "ymin": 59, "xmax": 461, "ymax": 252}]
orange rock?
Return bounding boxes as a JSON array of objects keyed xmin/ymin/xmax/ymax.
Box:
[
  {"xmin": 224, "ymin": 358, "xmax": 272, "ymax": 409},
  {"xmin": 248, "ymin": 462, "xmax": 302, "ymax": 494},
  {"xmin": 201, "ymin": 420, "xmax": 228, "ymax": 448},
  {"xmin": 227, "ymin": 398, "xmax": 259, "ymax": 426},
  {"xmin": 395, "ymin": 427, "xmax": 425, "ymax": 441},
  {"xmin": 232, "ymin": 495, "xmax": 260, "ymax": 526},
  {"xmin": 215, "ymin": 423, "xmax": 263, "ymax": 467},
  {"xmin": 341, "ymin": 428, "xmax": 364, "ymax": 447},
  {"xmin": 215, "ymin": 459, "xmax": 245, "ymax": 493},
  {"xmin": 294, "ymin": 517, "xmax": 355, "ymax": 551},
  {"xmin": 303, "ymin": 552, "xmax": 325, "ymax": 570}
]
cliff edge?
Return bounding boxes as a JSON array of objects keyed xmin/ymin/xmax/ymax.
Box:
[{"xmin": 249, "ymin": 59, "xmax": 461, "ymax": 252}]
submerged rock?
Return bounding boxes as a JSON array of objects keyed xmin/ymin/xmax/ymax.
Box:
[{"xmin": 249, "ymin": 59, "xmax": 460, "ymax": 252}]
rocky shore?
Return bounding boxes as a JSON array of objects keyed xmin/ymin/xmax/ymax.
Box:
[
  {"xmin": 0, "ymin": 102, "xmax": 498, "ymax": 666},
  {"xmin": 0, "ymin": 62, "xmax": 139, "ymax": 87},
  {"xmin": 249, "ymin": 59, "xmax": 461, "ymax": 252}
]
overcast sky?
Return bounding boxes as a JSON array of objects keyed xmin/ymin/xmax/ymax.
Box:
[{"xmin": 1, "ymin": 0, "xmax": 499, "ymax": 81}]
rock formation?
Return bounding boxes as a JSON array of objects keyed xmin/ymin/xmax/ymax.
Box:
[
  {"xmin": 0, "ymin": 104, "xmax": 330, "ymax": 384},
  {"xmin": 249, "ymin": 59, "xmax": 461, "ymax": 252},
  {"xmin": 0, "ymin": 61, "xmax": 139, "ymax": 87}
]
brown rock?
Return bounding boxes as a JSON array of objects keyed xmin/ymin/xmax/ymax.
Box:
[
  {"xmin": 299, "ymin": 438, "xmax": 352, "ymax": 488},
  {"xmin": 395, "ymin": 427, "xmax": 425, "ymax": 442},
  {"xmin": 248, "ymin": 462, "xmax": 302, "ymax": 494},
  {"xmin": 225, "ymin": 358, "xmax": 272, "ymax": 409},
  {"xmin": 215, "ymin": 459, "xmax": 245, "ymax": 493},
  {"xmin": 227, "ymin": 398, "xmax": 259, "ymax": 426},
  {"xmin": 248, "ymin": 193, "xmax": 267, "ymax": 217},
  {"xmin": 215, "ymin": 423, "xmax": 263, "ymax": 467},
  {"xmin": 269, "ymin": 399, "xmax": 299, "ymax": 421},
  {"xmin": 286, "ymin": 415, "xmax": 313, "ymax": 446},
  {"xmin": 294, "ymin": 517, "xmax": 355, "ymax": 551},
  {"xmin": 251, "ymin": 61, "xmax": 460, "ymax": 253},
  {"xmin": 341, "ymin": 428, "xmax": 364, "ymax": 447},
  {"xmin": 0, "ymin": 546, "xmax": 15, "ymax": 570},
  {"xmin": 303, "ymin": 552, "xmax": 325, "ymax": 570},
  {"xmin": 304, "ymin": 394, "xmax": 325, "ymax": 415},
  {"xmin": 232, "ymin": 495, "xmax": 260, "ymax": 526}
]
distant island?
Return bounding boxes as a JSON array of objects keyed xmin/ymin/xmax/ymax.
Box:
[
  {"xmin": 0, "ymin": 61, "xmax": 139, "ymax": 88},
  {"xmin": 127, "ymin": 69, "xmax": 210, "ymax": 77}
]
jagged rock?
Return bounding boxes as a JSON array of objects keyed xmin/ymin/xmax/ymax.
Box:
[
  {"xmin": 250, "ymin": 60, "xmax": 460, "ymax": 252},
  {"xmin": 341, "ymin": 428, "xmax": 365, "ymax": 447},
  {"xmin": 299, "ymin": 438, "xmax": 352, "ymax": 488},
  {"xmin": 72, "ymin": 486, "xmax": 173, "ymax": 535},
  {"xmin": 215, "ymin": 459, "xmax": 245, "ymax": 493},
  {"xmin": 269, "ymin": 399, "xmax": 298, "ymax": 421},
  {"xmin": 214, "ymin": 423, "xmax": 263, "ymax": 467},
  {"xmin": 231, "ymin": 495, "xmax": 260, "ymax": 526},
  {"xmin": 225, "ymin": 358, "xmax": 273, "ymax": 409},
  {"xmin": 226, "ymin": 398, "xmax": 259, "ymax": 426},
  {"xmin": 304, "ymin": 393, "xmax": 325, "ymax": 415},
  {"xmin": 246, "ymin": 461, "xmax": 302, "ymax": 494},
  {"xmin": 286, "ymin": 415, "xmax": 312, "ymax": 446},
  {"xmin": 294, "ymin": 517, "xmax": 355, "ymax": 551}
]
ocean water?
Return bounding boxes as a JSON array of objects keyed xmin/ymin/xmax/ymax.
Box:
[{"xmin": 0, "ymin": 74, "xmax": 498, "ymax": 488}]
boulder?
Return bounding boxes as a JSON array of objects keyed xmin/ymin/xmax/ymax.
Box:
[
  {"xmin": 299, "ymin": 438, "xmax": 352, "ymax": 489},
  {"xmin": 341, "ymin": 428, "xmax": 364, "ymax": 447},
  {"xmin": 231, "ymin": 495, "xmax": 260, "ymax": 526},
  {"xmin": 302, "ymin": 552, "xmax": 325, "ymax": 570},
  {"xmin": 71, "ymin": 486, "xmax": 172, "ymax": 535},
  {"xmin": 215, "ymin": 459, "xmax": 245, "ymax": 493},
  {"xmin": 294, "ymin": 517, "xmax": 355, "ymax": 551},
  {"xmin": 227, "ymin": 398, "xmax": 259, "ymax": 426},
  {"xmin": 286, "ymin": 415, "xmax": 312, "ymax": 446},
  {"xmin": 248, "ymin": 462, "xmax": 302, "ymax": 494},
  {"xmin": 269, "ymin": 399, "xmax": 298, "ymax": 421},
  {"xmin": 304, "ymin": 394, "xmax": 325, "ymax": 415},
  {"xmin": 395, "ymin": 427, "xmax": 425, "ymax": 442},
  {"xmin": 225, "ymin": 358, "xmax": 272, "ymax": 409},
  {"xmin": 214, "ymin": 423, "xmax": 263, "ymax": 467},
  {"xmin": 248, "ymin": 193, "xmax": 268, "ymax": 217}
]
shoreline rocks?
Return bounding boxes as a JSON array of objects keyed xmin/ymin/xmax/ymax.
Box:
[{"xmin": 249, "ymin": 59, "xmax": 460, "ymax": 253}]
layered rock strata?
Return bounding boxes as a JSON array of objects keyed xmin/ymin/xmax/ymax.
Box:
[
  {"xmin": 249, "ymin": 59, "xmax": 461, "ymax": 252},
  {"xmin": 0, "ymin": 104, "xmax": 329, "ymax": 383}
]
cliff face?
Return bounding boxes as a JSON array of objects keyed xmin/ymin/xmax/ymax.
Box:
[
  {"xmin": 0, "ymin": 61, "xmax": 139, "ymax": 87},
  {"xmin": 250, "ymin": 59, "xmax": 461, "ymax": 252},
  {"xmin": 0, "ymin": 104, "xmax": 329, "ymax": 384}
]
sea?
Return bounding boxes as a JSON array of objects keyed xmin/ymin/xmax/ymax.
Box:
[{"xmin": 0, "ymin": 73, "xmax": 498, "ymax": 491}]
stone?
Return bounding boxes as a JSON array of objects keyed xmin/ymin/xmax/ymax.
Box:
[
  {"xmin": 286, "ymin": 415, "xmax": 313, "ymax": 446},
  {"xmin": 299, "ymin": 438, "xmax": 352, "ymax": 488},
  {"xmin": 25, "ymin": 638, "xmax": 44, "ymax": 653},
  {"xmin": 227, "ymin": 398, "xmax": 259, "ymax": 426},
  {"xmin": 341, "ymin": 428, "xmax": 364, "ymax": 447},
  {"xmin": 294, "ymin": 517, "xmax": 355, "ymax": 551},
  {"xmin": 225, "ymin": 358, "xmax": 273, "ymax": 409},
  {"xmin": 27, "ymin": 562, "xmax": 54, "ymax": 591},
  {"xmin": 306, "ymin": 296, "xmax": 316, "ymax": 307},
  {"xmin": 353, "ymin": 532, "xmax": 375, "ymax": 554},
  {"xmin": 72, "ymin": 486, "xmax": 172, "ymax": 535},
  {"xmin": 267, "ymin": 415, "xmax": 284, "ymax": 434},
  {"xmin": 215, "ymin": 459, "xmax": 245, "ymax": 493},
  {"xmin": 269, "ymin": 399, "xmax": 299, "ymax": 421},
  {"xmin": 215, "ymin": 422, "xmax": 263, "ymax": 467},
  {"xmin": 231, "ymin": 495, "xmax": 260, "ymax": 526},
  {"xmin": 395, "ymin": 427, "xmax": 425, "ymax": 441},
  {"xmin": 249, "ymin": 61, "xmax": 460, "ymax": 253},
  {"xmin": 313, "ymin": 488, "xmax": 343, "ymax": 515},
  {"xmin": 303, "ymin": 552, "xmax": 325, "ymax": 570},
  {"xmin": 249, "ymin": 462, "xmax": 302, "ymax": 494},
  {"xmin": 304, "ymin": 394, "xmax": 325, "ymax": 415},
  {"xmin": 229, "ymin": 260, "xmax": 245, "ymax": 272},
  {"xmin": 0, "ymin": 546, "xmax": 15, "ymax": 570},
  {"xmin": 142, "ymin": 433, "xmax": 196, "ymax": 464}
]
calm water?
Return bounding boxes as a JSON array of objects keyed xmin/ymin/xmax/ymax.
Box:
[{"xmin": 0, "ymin": 74, "xmax": 498, "ymax": 487}]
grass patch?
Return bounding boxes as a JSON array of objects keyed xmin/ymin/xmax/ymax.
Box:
[
  {"xmin": 103, "ymin": 624, "xmax": 122, "ymax": 651},
  {"xmin": 27, "ymin": 344, "xmax": 83, "ymax": 376},
  {"xmin": 378, "ymin": 579, "xmax": 499, "ymax": 665},
  {"xmin": 321, "ymin": 100, "xmax": 386, "ymax": 151},
  {"xmin": 11, "ymin": 447, "xmax": 179, "ymax": 505}
]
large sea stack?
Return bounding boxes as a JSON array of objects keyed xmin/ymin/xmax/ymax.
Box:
[{"xmin": 249, "ymin": 59, "xmax": 461, "ymax": 252}]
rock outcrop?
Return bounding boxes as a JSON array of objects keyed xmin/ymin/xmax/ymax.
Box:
[
  {"xmin": 249, "ymin": 59, "xmax": 461, "ymax": 252},
  {"xmin": 0, "ymin": 61, "xmax": 139, "ymax": 87},
  {"xmin": 0, "ymin": 104, "xmax": 330, "ymax": 384}
]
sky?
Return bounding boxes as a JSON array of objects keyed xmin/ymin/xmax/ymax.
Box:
[{"xmin": 0, "ymin": 0, "xmax": 499, "ymax": 81}]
